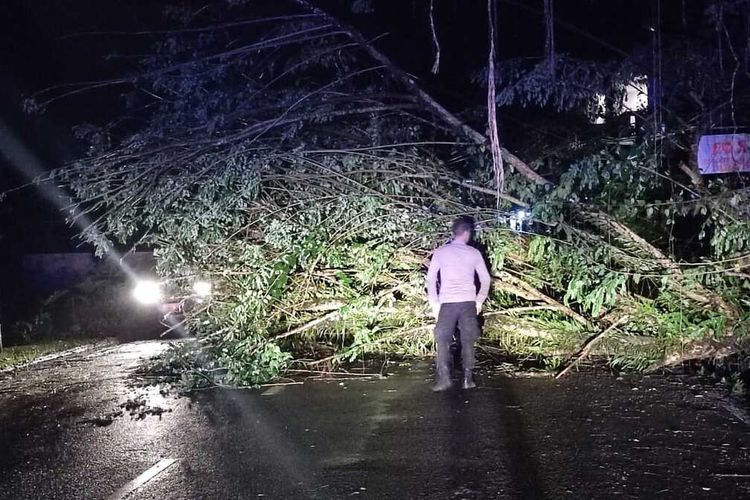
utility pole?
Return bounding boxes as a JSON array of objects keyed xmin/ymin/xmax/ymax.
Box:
[{"xmin": 0, "ymin": 323, "xmax": 3, "ymax": 354}]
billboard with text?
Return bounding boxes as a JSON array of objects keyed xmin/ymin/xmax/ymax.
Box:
[{"xmin": 698, "ymin": 134, "xmax": 750, "ymax": 175}]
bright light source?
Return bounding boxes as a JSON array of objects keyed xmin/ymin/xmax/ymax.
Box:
[
  {"xmin": 133, "ymin": 280, "xmax": 163, "ymax": 305},
  {"xmin": 589, "ymin": 77, "xmax": 647, "ymax": 124},
  {"xmin": 193, "ymin": 280, "xmax": 212, "ymax": 297},
  {"xmin": 508, "ymin": 208, "xmax": 532, "ymax": 232},
  {"xmin": 589, "ymin": 94, "xmax": 607, "ymax": 124},
  {"xmin": 622, "ymin": 76, "xmax": 648, "ymax": 113}
]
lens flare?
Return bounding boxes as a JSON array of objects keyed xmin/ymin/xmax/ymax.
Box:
[{"xmin": 0, "ymin": 118, "xmax": 136, "ymax": 279}]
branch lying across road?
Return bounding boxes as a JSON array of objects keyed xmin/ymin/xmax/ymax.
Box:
[
  {"xmin": 555, "ymin": 315, "xmax": 629, "ymax": 379},
  {"xmin": 494, "ymin": 271, "xmax": 591, "ymax": 327}
]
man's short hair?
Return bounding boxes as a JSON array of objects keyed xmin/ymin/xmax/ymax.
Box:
[{"xmin": 451, "ymin": 217, "xmax": 474, "ymax": 237}]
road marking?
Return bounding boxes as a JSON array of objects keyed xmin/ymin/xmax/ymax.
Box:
[{"xmin": 108, "ymin": 458, "xmax": 177, "ymax": 500}]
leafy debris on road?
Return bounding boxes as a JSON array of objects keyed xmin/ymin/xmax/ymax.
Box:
[
  {"xmin": 79, "ymin": 410, "xmax": 124, "ymax": 427},
  {"xmin": 120, "ymin": 395, "xmax": 172, "ymax": 420}
]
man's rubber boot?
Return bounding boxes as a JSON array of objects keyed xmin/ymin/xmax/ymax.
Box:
[
  {"xmin": 462, "ymin": 369, "xmax": 476, "ymax": 390},
  {"xmin": 432, "ymin": 367, "xmax": 453, "ymax": 392}
]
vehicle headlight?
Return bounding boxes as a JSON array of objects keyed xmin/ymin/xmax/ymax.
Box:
[{"xmin": 132, "ymin": 280, "xmax": 163, "ymax": 305}]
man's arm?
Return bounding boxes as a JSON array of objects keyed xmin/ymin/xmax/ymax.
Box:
[
  {"xmin": 426, "ymin": 251, "xmax": 441, "ymax": 316},
  {"xmin": 475, "ymin": 253, "xmax": 491, "ymax": 312}
]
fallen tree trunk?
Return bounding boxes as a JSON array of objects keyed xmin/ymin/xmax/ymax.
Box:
[
  {"xmin": 646, "ymin": 336, "xmax": 739, "ymax": 374},
  {"xmin": 250, "ymin": 308, "xmax": 343, "ymax": 355}
]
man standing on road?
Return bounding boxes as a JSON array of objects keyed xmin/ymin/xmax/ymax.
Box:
[{"xmin": 426, "ymin": 217, "xmax": 491, "ymax": 392}]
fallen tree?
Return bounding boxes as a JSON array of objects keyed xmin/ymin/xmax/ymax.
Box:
[{"xmin": 25, "ymin": 0, "xmax": 750, "ymax": 384}]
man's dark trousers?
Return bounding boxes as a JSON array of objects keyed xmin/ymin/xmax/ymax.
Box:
[{"xmin": 435, "ymin": 301, "xmax": 480, "ymax": 373}]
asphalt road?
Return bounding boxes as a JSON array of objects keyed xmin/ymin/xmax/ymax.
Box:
[{"xmin": 1, "ymin": 341, "xmax": 750, "ymax": 499}]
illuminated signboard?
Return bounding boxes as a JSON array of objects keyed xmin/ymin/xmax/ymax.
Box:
[{"xmin": 698, "ymin": 134, "xmax": 750, "ymax": 175}]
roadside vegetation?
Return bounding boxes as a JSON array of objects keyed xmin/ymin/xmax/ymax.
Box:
[{"xmin": 0, "ymin": 339, "xmax": 90, "ymax": 371}]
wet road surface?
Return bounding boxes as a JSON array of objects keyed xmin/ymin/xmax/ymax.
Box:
[{"xmin": 1, "ymin": 341, "xmax": 750, "ymax": 499}]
